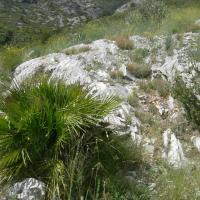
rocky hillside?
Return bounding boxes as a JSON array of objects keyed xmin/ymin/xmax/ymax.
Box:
[
  {"xmin": 6, "ymin": 30, "xmax": 199, "ymax": 199},
  {"xmin": 0, "ymin": 0, "xmax": 200, "ymax": 199},
  {"xmin": 0, "ymin": 0, "xmax": 128, "ymax": 44}
]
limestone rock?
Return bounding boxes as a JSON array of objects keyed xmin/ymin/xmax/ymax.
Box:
[
  {"xmin": 115, "ymin": 0, "xmax": 142, "ymax": 13},
  {"xmin": 162, "ymin": 129, "xmax": 187, "ymax": 168},
  {"xmin": 191, "ymin": 136, "xmax": 200, "ymax": 152},
  {"xmin": 167, "ymin": 95, "xmax": 175, "ymax": 111},
  {"xmin": 104, "ymin": 103, "xmax": 133, "ymax": 128},
  {"xmin": 9, "ymin": 178, "xmax": 45, "ymax": 200}
]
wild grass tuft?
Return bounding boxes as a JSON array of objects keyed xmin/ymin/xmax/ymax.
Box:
[
  {"xmin": 114, "ymin": 36, "xmax": 134, "ymax": 50},
  {"xmin": 109, "ymin": 70, "xmax": 124, "ymax": 80},
  {"xmin": 139, "ymin": 79, "xmax": 170, "ymax": 97},
  {"xmin": 128, "ymin": 89, "xmax": 139, "ymax": 107},
  {"xmin": 127, "ymin": 63, "xmax": 151, "ymax": 79},
  {"xmin": 153, "ymin": 163, "xmax": 200, "ymax": 200},
  {"xmin": 130, "ymin": 48, "xmax": 149, "ymax": 63}
]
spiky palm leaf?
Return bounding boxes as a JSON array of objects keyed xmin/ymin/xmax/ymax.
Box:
[{"xmin": 0, "ymin": 78, "xmax": 140, "ymax": 199}]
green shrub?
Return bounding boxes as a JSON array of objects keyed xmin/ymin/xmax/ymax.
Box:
[
  {"xmin": 173, "ymin": 76, "xmax": 200, "ymax": 130},
  {"xmin": 127, "ymin": 63, "xmax": 151, "ymax": 79},
  {"xmin": 131, "ymin": 48, "xmax": 149, "ymax": 63},
  {"xmin": 0, "ymin": 78, "xmax": 145, "ymax": 199},
  {"xmin": 0, "ymin": 27, "xmax": 13, "ymax": 45}
]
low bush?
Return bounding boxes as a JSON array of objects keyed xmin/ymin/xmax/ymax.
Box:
[
  {"xmin": 173, "ymin": 76, "xmax": 200, "ymax": 130},
  {"xmin": 0, "ymin": 78, "xmax": 145, "ymax": 199},
  {"xmin": 114, "ymin": 36, "xmax": 134, "ymax": 50},
  {"xmin": 109, "ymin": 70, "xmax": 124, "ymax": 80},
  {"xmin": 127, "ymin": 63, "xmax": 151, "ymax": 79},
  {"xmin": 0, "ymin": 27, "xmax": 13, "ymax": 46},
  {"xmin": 131, "ymin": 48, "xmax": 149, "ymax": 63}
]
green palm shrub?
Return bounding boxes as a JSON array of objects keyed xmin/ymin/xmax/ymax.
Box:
[{"xmin": 0, "ymin": 78, "xmax": 144, "ymax": 199}]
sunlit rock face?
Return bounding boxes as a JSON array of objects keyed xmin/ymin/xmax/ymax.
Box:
[
  {"xmin": 162, "ymin": 129, "xmax": 187, "ymax": 168},
  {"xmin": 191, "ymin": 136, "xmax": 200, "ymax": 153},
  {"xmin": 9, "ymin": 178, "xmax": 45, "ymax": 200},
  {"xmin": 14, "ymin": 32, "xmax": 200, "ymax": 92}
]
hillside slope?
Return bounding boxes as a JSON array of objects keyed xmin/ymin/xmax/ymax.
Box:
[
  {"xmin": 7, "ymin": 30, "xmax": 200, "ymax": 200},
  {"xmin": 0, "ymin": 0, "xmax": 200, "ymax": 199},
  {"xmin": 0, "ymin": 0, "xmax": 127, "ymax": 45}
]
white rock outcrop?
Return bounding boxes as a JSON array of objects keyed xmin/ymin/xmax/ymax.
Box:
[
  {"xmin": 191, "ymin": 136, "xmax": 200, "ymax": 152},
  {"xmin": 9, "ymin": 178, "xmax": 45, "ymax": 200},
  {"xmin": 14, "ymin": 39, "xmax": 130, "ymax": 85},
  {"xmin": 11, "ymin": 32, "xmax": 200, "ymax": 172},
  {"xmin": 162, "ymin": 129, "xmax": 187, "ymax": 168}
]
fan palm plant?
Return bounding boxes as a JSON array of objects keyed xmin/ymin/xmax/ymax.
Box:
[{"xmin": 0, "ymin": 78, "xmax": 143, "ymax": 199}]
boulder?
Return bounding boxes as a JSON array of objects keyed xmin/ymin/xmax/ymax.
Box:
[
  {"xmin": 191, "ymin": 136, "xmax": 200, "ymax": 152},
  {"xmin": 9, "ymin": 178, "xmax": 45, "ymax": 200},
  {"xmin": 162, "ymin": 129, "xmax": 187, "ymax": 168}
]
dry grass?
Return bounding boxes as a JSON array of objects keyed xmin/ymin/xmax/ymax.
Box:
[
  {"xmin": 128, "ymin": 90, "xmax": 139, "ymax": 107},
  {"xmin": 139, "ymin": 79, "xmax": 170, "ymax": 97},
  {"xmin": 109, "ymin": 70, "xmax": 124, "ymax": 79},
  {"xmin": 127, "ymin": 63, "xmax": 151, "ymax": 79},
  {"xmin": 187, "ymin": 24, "xmax": 200, "ymax": 32},
  {"xmin": 114, "ymin": 36, "xmax": 134, "ymax": 50}
]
